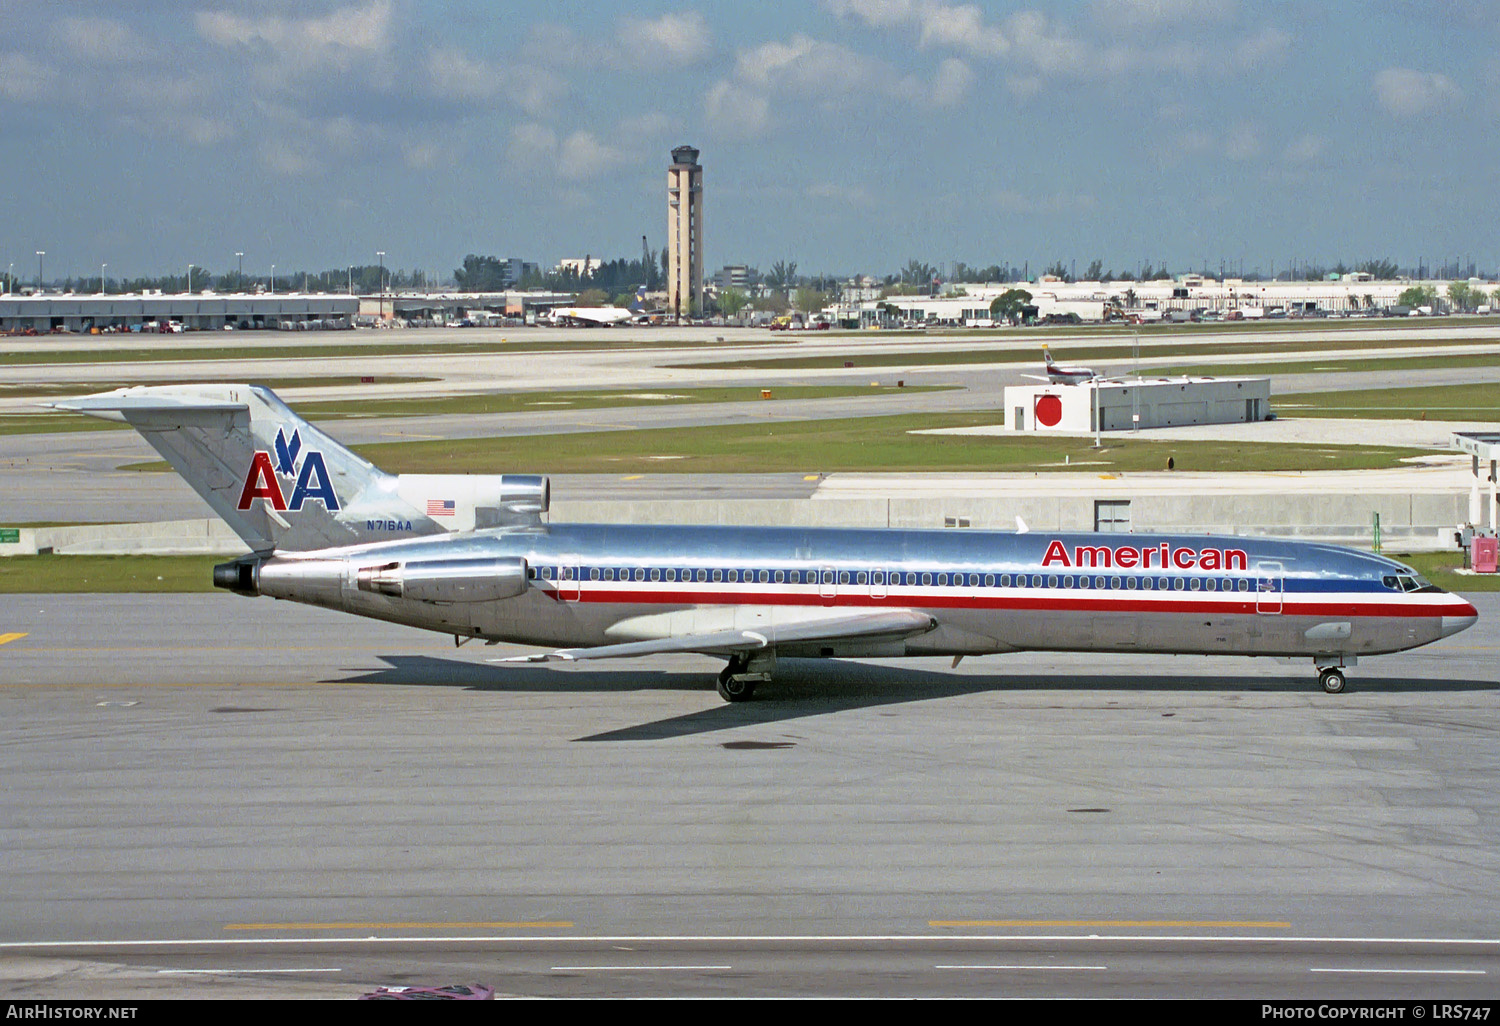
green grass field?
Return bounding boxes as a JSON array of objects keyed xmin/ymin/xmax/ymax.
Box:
[
  {"xmin": 2, "ymin": 383, "xmax": 951, "ymax": 435},
  {"xmin": 0, "ymin": 553, "xmax": 223, "ymax": 592},
  {"xmin": 1275, "ymin": 382, "xmax": 1500, "ymax": 420},
  {"xmin": 0, "ymin": 374, "xmax": 436, "ymax": 399},
  {"xmin": 342, "ymin": 411, "xmax": 1430, "ymax": 476},
  {"xmin": 294, "ymin": 384, "xmax": 950, "ymax": 420},
  {"xmin": 676, "ymin": 331, "xmax": 1500, "ymax": 372},
  {"xmin": 1152, "ymin": 352, "xmax": 1500, "ymax": 378},
  {"xmin": 0, "ymin": 333, "xmax": 795, "ymax": 366}
]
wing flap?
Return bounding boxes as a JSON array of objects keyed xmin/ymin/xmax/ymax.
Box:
[{"xmin": 494, "ymin": 609, "xmax": 936, "ymax": 664}]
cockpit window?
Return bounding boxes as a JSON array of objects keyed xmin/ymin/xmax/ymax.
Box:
[{"xmin": 1387, "ymin": 573, "xmax": 1439, "ymax": 593}]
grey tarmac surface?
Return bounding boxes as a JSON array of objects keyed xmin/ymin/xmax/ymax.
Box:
[{"xmin": 1, "ymin": 593, "xmax": 1498, "ymax": 998}]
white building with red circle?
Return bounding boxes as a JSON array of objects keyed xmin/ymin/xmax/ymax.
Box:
[{"xmin": 1004, "ymin": 376, "xmax": 1272, "ymax": 432}]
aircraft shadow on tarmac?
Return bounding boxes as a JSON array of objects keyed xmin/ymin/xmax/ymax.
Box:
[{"xmin": 329, "ymin": 655, "xmax": 1499, "ymax": 742}]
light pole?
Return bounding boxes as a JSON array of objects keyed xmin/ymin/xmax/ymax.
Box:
[
  {"xmin": 186, "ymin": 264, "xmax": 194, "ymax": 295},
  {"xmin": 100, "ymin": 263, "xmax": 107, "ymax": 296},
  {"xmin": 235, "ymin": 252, "xmax": 244, "ymax": 290},
  {"xmin": 376, "ymin": 251, "xmax": 386, "ymax": 320},
  {"xmin": 347, "ymin": 266, "xmax": 353, "ymax": 295},
  {"xmin": 270, "ymin": 264, "xmax": 276, "ymax": 296},
  {"xmin": 36, "ymin": 251, "xmax": 44, "ymax": 293},
  {"xmin": 6, "ymin": 262, "xmax": 12, "ymax": 295}
]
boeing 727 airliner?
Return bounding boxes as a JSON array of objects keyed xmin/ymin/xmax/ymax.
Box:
[{"xmin": 51, "ymin": 385, "xmax": 1477, "ymax": 701}]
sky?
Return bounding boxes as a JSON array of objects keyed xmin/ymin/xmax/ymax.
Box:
[{"xmin": 2, "ymin": 0, "xmax": 1498, "ymax": 283}]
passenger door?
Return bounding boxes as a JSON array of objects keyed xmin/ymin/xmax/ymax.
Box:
[{"xmin": 1255, "ymin": 561, "xmax": 1283, "ymax": 614}]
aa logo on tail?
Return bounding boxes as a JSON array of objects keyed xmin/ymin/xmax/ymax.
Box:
[{"xmin": 236, "ymin": 428, "xmax": 341, "ymax": 511}]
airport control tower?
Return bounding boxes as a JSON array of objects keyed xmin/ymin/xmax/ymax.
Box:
[{"xmin": 667, "ymin": 145, "xmax": 703, "ymax": 319}]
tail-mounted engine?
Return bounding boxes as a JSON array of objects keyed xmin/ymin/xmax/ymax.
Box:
[{"xmin": 355, "ymin": 556, "xmax": 530, "ymax": 603}]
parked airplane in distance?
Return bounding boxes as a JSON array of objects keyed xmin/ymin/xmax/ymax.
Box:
[
  {"xmin": 549, "ymin": 285, "xmax": 648, "ymax": 327},
  {"xmin": 1025, "ymin": 346, "xmax": 1101, "ymax": 384},
  {"xmin": 50, "ymin": 385, "xmax": 1477, "ymax": 701}
]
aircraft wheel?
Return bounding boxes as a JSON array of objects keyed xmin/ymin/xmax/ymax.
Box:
[
  {"xmin": 717, "ymin": 668, "xmax": 758, "ymax": 703},
  {"xmin": 1319, "ymin": 668, "xmax": 1346, "ymax": 695}
]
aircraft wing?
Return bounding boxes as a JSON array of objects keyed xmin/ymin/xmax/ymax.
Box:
[{"xmin": 495, "ymin": 609, "xmax": 936, "ymax": 664}]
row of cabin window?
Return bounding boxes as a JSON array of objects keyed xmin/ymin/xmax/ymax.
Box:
[{"xmin": 528, "ymin": 565, "xmax": 1260, "ymax": 592}]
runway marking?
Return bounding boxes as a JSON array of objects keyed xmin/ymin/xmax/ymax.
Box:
[
  {"xmin": 621, "ymin": 474, "xmax": 643, "ymax": 481},
  {"xmin": 225, "ymin": 920, "xmax": 575, "ymax": 932},
  {"xmin": 1309, "ymin": 968, "xmax": 1485, "ymax": 975},
  {"xmin": 552, "ymin": 965, "xmax": 731, "ymax": 972},
  {"xmin": 0, "ymin": 633, "xmax": 27, "ymax": 646},
  {"xmin": 9, "ymin": 932, "xmax": 1500, "ymax": 950},
  {"xmin": 17, "ymin": 645, "xmax": 401, "ymax": 653},
  {"xmin": 930, "ymin": 919, "xmax": 1292, "ymax": 929},
  {"xmin": 158, "ymin": 968, "xmax": 343, "ymax": 975},
  {"xmin": 935, "ymin": 964, "xmax": 1106, "ymax": 971}
]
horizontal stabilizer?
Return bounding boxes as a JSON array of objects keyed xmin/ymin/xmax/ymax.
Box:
[{"xmin": 46, "ymin": 394, "xmax": 248, "ymax": 424}]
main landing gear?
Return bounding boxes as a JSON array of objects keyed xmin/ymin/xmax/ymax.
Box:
[
  {"xmin": 1317, "ymin": 666, "xmax": 1347, "ymax": 694},
  {"xmin": 717, "ymin": 652, "xmax": 774, "ymax": 703}
]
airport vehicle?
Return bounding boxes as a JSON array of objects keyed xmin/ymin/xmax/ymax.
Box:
[
  {"xmin": 548, "ymin": 285, "xmax": 648, "ymax": 327},
  {"xmin": 1026, "ymin": 347, "xmax": 1101, "ymax": 385},
  {"xmin": 51, "ymin": 385, "xmax": 1477, "ymax": 701},
  {"xmin": 360, "ymin": 984, "xmax": 494, "ymax": 1000}
]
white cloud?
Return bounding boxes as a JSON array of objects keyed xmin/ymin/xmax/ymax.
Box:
[
  {"xmin": 1224, "ymin": 121, "xmax": 1262, "ymax": 161},
  {"xmin": 708, "ymin": 31, "xmax": 969, "ymax": 136},
  {"xmin": 195, "ymin": 0, "xmax": 393, "ymax": 76},
  {"xmin": 0, "ymin": 53, "xmax": 56, "ymax": 100},
  {"xmin": 1282, "ymin": 132, "xmax": 1325, "ymax": 164},
  {"xmin": 1373, "ymin": 67, "xmax": 1463, "ymax": 117},
  {"xmin": 990, "ymin": 188, "xmax": 1098, "ymax": 214},
  {"xmin": 705, "ymin": 79, "xmax": 771, "ymax": 136},
  {"xmin": 807, "ymin": 181, "xmax": 877, "ymax": 207},
  {"xmin": 829, "ymin": 1, "xmax": 1011, "ymax": 58},
  {"xmin": 1228, "ymin": 27, "xmax": 1291, "ymax": 71},
  {"xmin": 927, "ymin": 57, "xmax": 974, "ymax": 105},
  {"xmin": 425, "ymin": 47, "xmax": 566, "ymax": 115},
  {"xmin": 1091, "ymin": 0, "xmax": 1237, "ymax": 29},
  {"xmin": 732, "ymin": 34, "xmax": 882, "ymax": 94},
  {"xmin": 508, "ymin": 122, "xmax": 629, "ymax": 181},
  {"xmin": 617, "ymin": 11, "xmax": 713, "ymax": 65},
  {"xmin": 557, "ymin": 131, "xmax": 628, "ymax": 180},
  {"xmin": 831, "ymin": 0, "xmax": 1287, "ymax": 81},
  {"xmin": 53, "ymin": 16, "xmax": 147, "ymax": 64}
]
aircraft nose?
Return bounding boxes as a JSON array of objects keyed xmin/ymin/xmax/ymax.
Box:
[{"xmin": 1440, "ymin": 600, "xmax": 1479, "ymax": 639}]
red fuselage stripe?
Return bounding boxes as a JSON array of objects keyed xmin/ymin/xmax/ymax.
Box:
[{"xmin": 540, "ymin": 587, "xmax": 1469, "ymax": 618}]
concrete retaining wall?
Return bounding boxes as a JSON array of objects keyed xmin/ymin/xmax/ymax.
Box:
[
  {"xmin": 0, "ymin": 491, "xmax": 1472, "ymax": 557},
  {"xmin": 1, "ymin": 519, "xmax": 246, "ymax": 557}
]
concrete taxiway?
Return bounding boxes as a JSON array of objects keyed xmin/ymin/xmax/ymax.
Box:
[{"xmin": 1, "ymin": 593, "xmax": 1498, "ymax": 997}]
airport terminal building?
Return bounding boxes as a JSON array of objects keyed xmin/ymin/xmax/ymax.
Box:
[{"xmin": 0, "ymin": 293, "xmax": 358, "ymax": 333}]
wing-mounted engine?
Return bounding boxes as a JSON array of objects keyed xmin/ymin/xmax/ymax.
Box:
[{"xmin": 395, "ymin": 474, "xmax": 550, "ymax": 530}]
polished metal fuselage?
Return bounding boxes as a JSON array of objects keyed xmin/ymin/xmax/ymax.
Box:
[{"xmin": 252, "ymin": 523, "xmax": 1477, "ymax": 664}]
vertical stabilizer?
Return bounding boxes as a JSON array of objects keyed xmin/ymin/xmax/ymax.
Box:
[{"xmin": 49, "ymin": 384, "xmax": 441, "ymax": 552}]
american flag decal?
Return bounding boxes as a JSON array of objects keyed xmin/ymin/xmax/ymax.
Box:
[{"xmin": 426, "ymin": 499, "xmax": 456, "ymax": 517}]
